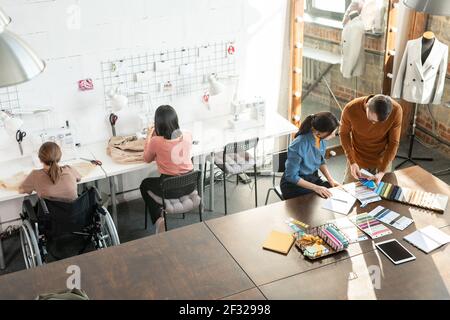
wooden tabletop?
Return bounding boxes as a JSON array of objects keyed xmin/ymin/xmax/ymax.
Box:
[
  {"xmin": 0, "ymin": 166, "xmax": 448, "ymax": 299},
  {"xmin": 205, "ymin": 166, "xmax": 450, "ymax": 286},
  {"xmin": 0, "ymin": 223, "xmax": 254, "ymax": 300},
  {"xmin": 259, "ymin": 226, "xmax": 450, "ymax": 300}
]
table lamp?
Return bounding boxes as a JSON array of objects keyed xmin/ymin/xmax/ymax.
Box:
[{"xmin": 0, "ymin": 110, "xmax": 26, "ymax": 155}]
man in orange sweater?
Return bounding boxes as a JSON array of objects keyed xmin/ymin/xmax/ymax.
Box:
[{"xmin": 340, "ymin": 94, "xmax": 402, "ymax": 184}]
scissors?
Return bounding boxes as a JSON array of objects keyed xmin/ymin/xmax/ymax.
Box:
[
  {"xmin": 109, "ymin": 113, "xmax": 118, "ymax": 136},
  {"xmin": 80, "ymin": 158, "xmax": 102, "ymax": 166},
  {"xmin": 16, "ymin": 130, "xmax": 26, "ymax": 155}
]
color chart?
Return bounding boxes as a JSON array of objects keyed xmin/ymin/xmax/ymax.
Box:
[
  {"xmin": 349, "ymin": 213, "xmax": 392, "ymax": 239},
  {"xmin": 375, "ymin": 182, "xmax": 448, "ymax": 213}
]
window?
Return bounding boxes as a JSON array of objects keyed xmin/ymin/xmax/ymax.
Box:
[{"xmin": 305, "ymin": 0, "xmax": 352, "ymax": 21}]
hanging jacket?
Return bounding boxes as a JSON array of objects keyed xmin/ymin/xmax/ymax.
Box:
[
  {"xmin": 340, "ymin": 15, "xmax": 366, "ymax": 79},
  {"xmin": 392, "ymin": 37, "xmax": 448, "ymax": 104}
]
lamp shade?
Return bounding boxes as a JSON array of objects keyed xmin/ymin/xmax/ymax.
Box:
[
  {"xmin": 404, "ymin": 0, "xmax": 450, "ymax": 16},
  {"xmin": 208, "ymin": 75, "xmax": 226, "ymax": 96},
  {"xmin": 0, "ymin": 29, "xmax": 45, "ymax": 88}
]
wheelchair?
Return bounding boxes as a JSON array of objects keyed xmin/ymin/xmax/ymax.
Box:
[{"xmin": 20, "ymin": 187, "xmax": 120, "ymax": 269}]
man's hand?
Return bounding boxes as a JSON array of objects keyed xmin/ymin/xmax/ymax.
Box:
[
  {"xmin": 314, "ymin": 186, "xmax": 332, "ymax": 198},
  {"xmin": 350, "ymin": 163, "xmax": 361, "ymax": 180},
  {"xmin": 374, "ymin": 171, "xmax": 385, "ymax": 185}
]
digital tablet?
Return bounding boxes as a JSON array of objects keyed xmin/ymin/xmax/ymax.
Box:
[{"xmin": 375, "ymin": 239, "xmax": 416, "ymax": 265}]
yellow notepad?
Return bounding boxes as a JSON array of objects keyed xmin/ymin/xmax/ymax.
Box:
[{"xmin": 262, "ymin": 230, "xmax": 295, "ymax": 255}]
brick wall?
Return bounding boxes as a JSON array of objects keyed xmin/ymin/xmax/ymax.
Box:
[
  {"xmin": 413, "ymin": 15, "xmax": 450, "ymax": 157},
  {"xmin": 302, "ymin": 22, "xmax": 386, "ymax": 113}
]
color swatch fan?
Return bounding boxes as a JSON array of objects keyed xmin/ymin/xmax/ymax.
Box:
[{"xmin": 375, "ymin": 182, "xmax": 448, "ymax": 213}]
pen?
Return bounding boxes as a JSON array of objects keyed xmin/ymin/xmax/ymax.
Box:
[{"xmin": 331, "ymin": 198, "xmax": 348, "ymax": 204}]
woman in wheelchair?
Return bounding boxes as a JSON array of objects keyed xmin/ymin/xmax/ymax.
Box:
[
  {"xmin": 140, "ymin": 105, "xmax": 194, "ymax": 233},
  {"xmin": 18, "ymin": 142, "xmax": 120, "ymax": 268},
  {"xmin": 19, "ymin": 142, "xmax": 81, "ymax": 201}
]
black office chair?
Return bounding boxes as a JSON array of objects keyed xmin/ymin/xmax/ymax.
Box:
[
  {"xmin": 213, "ymin": 138, "xmax": 259, "ymax": 215},
  {"xmin": 20, "ymin": 187, "xmax": 120, "ymax": 269},
  {"xmin": 144, "ymin": 170, "xmax": 203, "ymax": 231},
  {"xmin": 264, "ymin": 150, "xmax": 287, "ymax": 205}
]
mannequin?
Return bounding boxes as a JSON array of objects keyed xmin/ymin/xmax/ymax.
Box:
[{"xmin": 421, "ymin": 31, "xmax": 435, "ymax": 64}]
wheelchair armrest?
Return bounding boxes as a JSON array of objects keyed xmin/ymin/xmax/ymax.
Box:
[
  {"xmin": 39, "ymin": 199, "xmax": 50, "ymax": 215},
  {"xmin": 22, "ymin": 199, "xmax": 37, "ymax": 222}
]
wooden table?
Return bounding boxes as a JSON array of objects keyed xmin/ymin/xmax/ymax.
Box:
[
  {"xmin": 0, "ymin": 223, "xmax": 254, "ymax": 300},
  {"xmin": 0, "ymin": 166, "xmax": 448, "ymax": 299},
  {"xmin": 205, "ymin": 166, "xmax": 450, "ymax": 286},
  {"xmin": 259, "ymin": 226, "xmax": 450, "ymax": 300}
]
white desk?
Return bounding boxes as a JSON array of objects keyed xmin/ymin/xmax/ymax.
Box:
[
  {"xmin": 87, "ymin": 112, "xmax": 298, "ymax": 224},
  {"xmin": 0, "ymin": 112, "xmax": 297, "ymax": 269}
]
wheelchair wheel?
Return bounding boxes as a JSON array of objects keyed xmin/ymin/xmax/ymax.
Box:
[
  {"xmin": 98, "ymin": 208, "xmax": 120, "ymax": 248},
  {"xmin": 20, "ymin": 220, "xmax": 43, "ymax": 269}
]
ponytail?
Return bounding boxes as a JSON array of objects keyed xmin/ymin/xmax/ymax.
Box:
[
  {"xmin": 48, "ymin": 161, "xmax": 62, "ymax": 184},
  {"xmin": 295, "ymin": 114, "xmax": 315, "ymax": 138},
  {"xmin": 38, "ymin": 142, "xmax": 63, "ymax": 184},
  {"xmin": 294, "ymin": 112, "xmax": 339, "ymax": 138}
]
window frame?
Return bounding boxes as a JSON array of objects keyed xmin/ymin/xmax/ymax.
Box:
[{"xmin": 305, "ymin": 0, "xmax": 352, "ymax": 22}]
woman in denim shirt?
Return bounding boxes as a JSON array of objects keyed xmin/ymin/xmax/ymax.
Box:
[{"xmin": 281, "ymin": 112, "xmax": 340, "ymax": 199}]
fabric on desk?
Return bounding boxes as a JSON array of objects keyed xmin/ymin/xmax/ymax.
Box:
[
  {"xmin": 19, "ymin": 166, "xmax": 81, "ymax": 202},
  {"xmin": 107, "ymin": 135, "xmax": 146, "ymax": 164},
  {"xmin": 140, "ymin": 174, "xmax": 196, "ymax": 224},
  {"xmin": 280, "ymin": 171, "xmax": 330, "ymax": 200},
  {"xmin": 0, "ymin": 171, "xmax": 28, "ymax": 192}
]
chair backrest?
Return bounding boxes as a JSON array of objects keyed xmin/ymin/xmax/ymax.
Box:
[
  {"xmin": 161, "ymin": 170, "xmax": 201, "ymax": 200},
  {"xmin": 223, "ymin": 138, "xmax": 259, "ymax": 156},
  {"xmin": 37, "ymin": 187, "xmax": 102, "ymax": 238},
  {"xmin": 272, "ymin": 150, "xmax": 287, "ymax": 173}
]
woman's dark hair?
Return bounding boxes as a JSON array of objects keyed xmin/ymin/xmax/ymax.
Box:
[
  {"xmin": 154, "ymin": 105, "xmax": 181, "ymax": 140},
  {"xmin": 295, "ymin": 111, "xmax": 339, "ymax": 138}
]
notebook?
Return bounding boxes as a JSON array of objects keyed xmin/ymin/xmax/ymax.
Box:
[
  {"xmin": 262, "ymin": 230, "xmax": 295, "ymax": 255},
  {"xmin": 404, "ymin": 226, "xmax": 450, "ymax": 254},
  {"xmin": 322, "ymin": 188, "xmax": 356, "ymax": 215}
]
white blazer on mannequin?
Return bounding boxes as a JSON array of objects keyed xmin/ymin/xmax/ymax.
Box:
[
  {"xmin": 392, "ymin": 37, "xmax": 448, "ymax": 104},
  {"xmin": 340, "ymin": 15, "xmax": 365, "ymax": 79}
]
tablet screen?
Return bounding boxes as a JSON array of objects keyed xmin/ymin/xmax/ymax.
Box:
[{"xmin": 376, "ymin": 240, "xmax": 414, "ymax": 263}]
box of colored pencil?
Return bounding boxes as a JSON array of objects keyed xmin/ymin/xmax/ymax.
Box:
[
  {"xmin": 295, "ymin": 223, "xmax": 350, "ymax": 260},
  {"xmin": 375, "ymin": 182, "xmax": 448, "ymax": 213}
]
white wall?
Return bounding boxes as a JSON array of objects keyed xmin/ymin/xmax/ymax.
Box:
[
  {"xmin": 0, "ymin": 0, "xmax": 289, "ymax": 162},
  {"xmin": 0, "ymin": 0, "xmax": 289, "ymax": 225}
]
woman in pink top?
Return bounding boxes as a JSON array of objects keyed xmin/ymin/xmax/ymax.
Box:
[{"xmin": 140, "ymin": 105, "xmax": 194, "ymax": 233}]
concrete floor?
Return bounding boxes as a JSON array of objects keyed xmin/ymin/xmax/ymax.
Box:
[{"xmin": 1, "ymin": 139, "xmax": 449, "ymax": 276}]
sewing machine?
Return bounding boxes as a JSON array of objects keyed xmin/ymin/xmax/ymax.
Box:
[
  {"xmin": 228, "ymin": 97, "xmax": 266, "ymax": 130},
  {"xmin": 30, "ymin": 127, "xmax": 78, "ymax": 167}
]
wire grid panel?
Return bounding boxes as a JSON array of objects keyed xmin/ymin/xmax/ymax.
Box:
[
  {"xmin": 0, "ymin": 86, "xmax": 21, "ymax": 127},
  {"xmin": 101, "ymin": 40, "xmax": 236, "ymax": 114}
]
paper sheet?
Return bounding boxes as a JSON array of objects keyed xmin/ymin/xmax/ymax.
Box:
[{"xmin": 322, "ymin": 188, "xmax": 356, "ymax": 215}]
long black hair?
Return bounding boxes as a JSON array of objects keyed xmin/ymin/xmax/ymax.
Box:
[
  {"xmin": 154, "ymin": 105, "xmax": 181, "ymax": 140},
  {"xmin": 295, "ymin": 111, "xmax": 339, "ymax": 138}
]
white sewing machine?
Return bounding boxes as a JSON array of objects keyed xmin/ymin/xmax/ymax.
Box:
[
  {"xmin": 228, "ymin": 97, "xmax": 266, "ymax": 130},
  {"xmin": 30, "ymin": 127, "xmax": 78, "ymax": 167}
]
